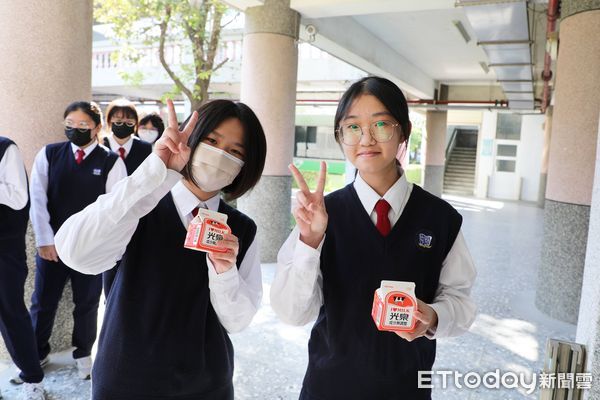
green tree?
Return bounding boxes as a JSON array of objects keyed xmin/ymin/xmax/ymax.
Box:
[{"xmin": 95, "ymin": 0, "xmax": 231, "ymax": 111}]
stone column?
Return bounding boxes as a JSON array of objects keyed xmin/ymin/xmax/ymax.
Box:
[
  {"xmin": 535, "ymin": 3, "xmax": 600, "ymax": 324},
  {"xmin": 0, "ymin": 0, "xmax": 93, "ymax": 359},
  {"xmin": 538, "ymin": 106, "xmax": 552, "ymax": 208},
  {"xmin": 423, "ymin": 111, "xmax": 447, "ymax": 197},
  {"xmin": 237, "ymin": 0, "xmax": 300, "ymax": 262}
]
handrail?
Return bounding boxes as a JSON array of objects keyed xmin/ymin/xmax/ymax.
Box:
[{"xmin": 445, "ymin": 128, "xmax": 459, "ymax": 161}]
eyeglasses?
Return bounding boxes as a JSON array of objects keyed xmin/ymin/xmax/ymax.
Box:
[
  {"xmin": 112, "ymin": 120, "xmax": 136, "ymax": 128},
  {"xmin": 64, "ymin": 120, "xmax": 93, "ymax": 131},
  {"xmin": 337, "ymin": 120, "xmax": 400, "ymax": 146}
]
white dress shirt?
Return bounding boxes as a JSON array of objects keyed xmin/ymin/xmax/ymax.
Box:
[
  {"xmin": 54, "ymin": 153, "xmax": 262, "ymax": 333},
  {"xmin": 29, "ymin": 141, "xmax": 127, "ymax": 247},
  {"xmin": 0, "ymin": 143, "xmax": 28, "ymax": 210},
  {"xmin": 271, "ymin": 171, "xmax": 477, "ymax": 339},
  {"xmin": 105, "ymin": 133, "xmax": 134, "ymax": 156}
]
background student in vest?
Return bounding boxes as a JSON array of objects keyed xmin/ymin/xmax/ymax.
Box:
[
  {"xmin": 27, "ymin": 101, "xmax": 127, "ymax": 381},
  {"xmin": 54, "ymin": 99, "xmax": 266, "ymax": 400},
  {"xmin": 101, "ymin": 98, "xmax": 152, "ymax": 297},
  {"xmin": 137, "ymin": 112, "xmax": 165, "ymax": 144},
  {"xmin": 0, "ymin": 137, "xmax": 46, "ymax": 399},
  {"xmin": 271, "ymin": 76, "xmax": 477, "ymax": 400}
]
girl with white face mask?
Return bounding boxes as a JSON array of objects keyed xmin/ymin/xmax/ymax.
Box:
[
  {"xmin": 54, "ymin": 99, "xmax": 267, "ymax": 400},
  {"xmin": 137, "ymin": 112, "xmax": 165, "ymax": 144}
]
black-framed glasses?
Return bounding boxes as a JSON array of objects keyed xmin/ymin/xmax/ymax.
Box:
[{"xmin": 337, "ymin": 120, "xmax": 400, "ymax": 146}]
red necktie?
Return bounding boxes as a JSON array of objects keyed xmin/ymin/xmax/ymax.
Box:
[
  {"xmin": 375, "ymin": 199, "xmax": 391, "ymax": 236},
  {"xmin": 75, "ymin": 149, "xmax": 84, "ymax": 165},
  {"xmin": 191, "ymin": 207, "xmax": 199, "ymax": 218},
  {"xmin": 118, "ymin": 147, "xmax": 126, "ymax": 160}
]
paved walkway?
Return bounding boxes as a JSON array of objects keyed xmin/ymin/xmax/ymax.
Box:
[{"xmin": 0, "ymin": 196, "xmax": 577, "ymax": 399}]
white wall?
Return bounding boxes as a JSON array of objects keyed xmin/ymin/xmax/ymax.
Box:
[{"xmin": 476, "ymin": 111, "xmax": 544, "ymax": 201}]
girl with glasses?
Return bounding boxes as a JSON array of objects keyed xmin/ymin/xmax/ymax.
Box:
[
  {"xmin": 54, "ymin": 99, "xmax": 266, "ymax": 400},
  {"xmin": 27, "ymin": 101, "xmax": 127, "ymax": 382},
  {"xmin": 271, "ymin": 76, "xmax": 477, "ymax": 399},
  {"xmin": 101, "ymin": 98, "xmax": 153, "ymax": 297}
]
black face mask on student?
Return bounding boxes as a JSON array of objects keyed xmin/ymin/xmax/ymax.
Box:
[
  {"xmin": 65, "ymin": 127, "xmax": 92, "ymax": 147},
  {"xmin": 112, "ymin": 124, "xmax": 135, "ymax": 139}
]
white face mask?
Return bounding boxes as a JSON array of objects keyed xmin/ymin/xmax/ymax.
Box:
[
  {"xmin": 138, "ymin": 128, "xmax": 159, "ymax": 143},
  {"xmin": 191, "ymin": 143, "xmax": 245, "ymax": 192}
]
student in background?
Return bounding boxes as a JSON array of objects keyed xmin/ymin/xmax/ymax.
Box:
[
  {"xmin": 55, "ymin": 99, "xmax": 266, "ymax": 399},
  {"xmin": 137, "ymin": 112, "xmax": 165, "ymax": 144},
  {"xmin": 28, "ymin": 101, "xmax": 126, "ymax": 381},
  {"xmin": 101, "ymin": 98, "xmax": 152, "ymax": 296},
  {"xmin": 0, "ymin": 137, "xmax": 46, "ymax": 399},
  {"xmin": 271, "ymin": 76, "xmax": 477, "ymax": 400}
]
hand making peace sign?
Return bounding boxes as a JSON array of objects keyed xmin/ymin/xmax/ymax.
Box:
[
  {"xmin": 289, "ymin": 161, "xmax": 328, "ymax": 249},
  {"xmin": 153, "ymin": 99, "xmax": 199, "ymax": 171}
]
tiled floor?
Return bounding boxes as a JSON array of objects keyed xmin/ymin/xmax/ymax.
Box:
[{"xmin": 0, "ymin": 196, "xmax": 577, "ymax": 399}]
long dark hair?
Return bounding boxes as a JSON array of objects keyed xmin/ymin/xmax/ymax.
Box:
[
  {"xmin": 180, "ymin": 100, "xmax": 267, "ymax": 200},
  {"xmin": 334, "ymin": 76, "xmax": 411, "ymax": 143}
]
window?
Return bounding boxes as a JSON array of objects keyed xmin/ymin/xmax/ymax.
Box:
[
  {"xmin": 496, "ymin": 114, "xmax": 522, "ymax": 140},
  {"xmin": 496, "ymin": 159, "xmax": 516, "ymax": 172},
  {"xmin": 497, "ymin": 144, "xmax": 517, "ymax": 157}
]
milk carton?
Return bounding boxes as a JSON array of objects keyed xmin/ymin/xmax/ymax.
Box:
[
  {"xmin": 371, "ymin": 280, "xmax": 417, "ymax": 332},
  {"xmin": 184, "ymin": 208, "xmax": 231, "ymax": 253}
]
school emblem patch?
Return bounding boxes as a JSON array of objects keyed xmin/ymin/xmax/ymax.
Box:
[
  {"xmin": 415, "ymin": 230, "xmax": 434, "ymax": 250},
  {"xmin": 92, "ymin": 168, "xmax": 101, "ymax": 176}
]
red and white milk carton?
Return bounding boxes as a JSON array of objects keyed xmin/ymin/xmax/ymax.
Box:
[
  {"xmin": 371, "ymin": 280, "xmax": 418, "ymax": 332},
  {"xmin": 184, "ymin": 208, "xmax": 231, "ymax": 253}
]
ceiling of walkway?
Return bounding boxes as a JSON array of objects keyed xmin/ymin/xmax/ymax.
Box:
[{"xmin": 224, "ymin": 0, "xmax": 551, "ymax": 111}]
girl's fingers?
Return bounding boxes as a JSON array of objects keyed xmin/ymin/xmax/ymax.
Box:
[
  {"xmin": 166, "ymin": 99, "xmax": 179, "ymax": 129},
  {"xmin": 163, "ymin": 137, "xmax": 180, "ymax": 154},
  {"xmin": 181, "ymin": 111, "xmax": 198, "ymax": 135},
  {"xmin": 315, "ymin": 161, "xmax": 327, "ymax": 195},
  {"xmin": 293, "ymin": 207, "xmax": 311, "ymax": 225},
  {"xmin": 296, "ymin": 191, "xmax": 310, "ymax": 209},
  {"xmin": 289, "ymin": 164, "xmax": 310, "ymax": 194}
]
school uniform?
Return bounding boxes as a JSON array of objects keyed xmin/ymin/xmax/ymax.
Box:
[
  {"xmin": 54, "ymin": 154, "xmax": 263, "ymax": 399},
  {"xmin": 29, "ymin": 140, "xmax": 126, "ymax": 361},
  {"xmin": 102, "ymin": 135, "xmax": 152, "ymax": 296},
  {"xmin": 0, "ymin": 137, "xmax": 44, "ymax": 384},
  {"xmin": 272, "ymin": 171, "xmax": 477, "ymax": 400}
]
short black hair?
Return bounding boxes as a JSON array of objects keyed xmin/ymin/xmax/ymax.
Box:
[
  {"xmin": 105, "ymin": 98, "xmax": 139, "ymax": 126},
  {"xmin": 139, "ymin": 113, "xmax": 165, "ymax": 137},
  {"xmin": 63, "ymin": 101, "xmax": 103, "ymax": 127},
  {"xmin": 334, "ymin": 76, "xmax": 411, "ymax": 143},
  {"xmin": 181, "ymin": 99, "xmax": 267, "ymax": 200}
]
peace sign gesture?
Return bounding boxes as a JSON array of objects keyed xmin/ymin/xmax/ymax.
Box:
[
  {"xmin": 290, "ymin": 161, "xmax": 328, "ymax": 249},
  {"xmin": 154, "ymin": 99, "xmax": 199, "ymax": 171}
]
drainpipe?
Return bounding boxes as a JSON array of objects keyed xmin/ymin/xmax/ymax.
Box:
[{"xmin": 541, "ymin": 0, "xmax": 559, "ymax": 113}]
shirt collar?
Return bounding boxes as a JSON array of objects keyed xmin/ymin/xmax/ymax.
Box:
[
  {"xmin": 353, "ymin": 167, "xmax": 410, "ymax": 216},
  {"xmin": 171, "ymin": 180, "xmax": 221, "ymax": 218},
  {"xmin": 70, "ymin": 141, "xmax": 98, "ymax": 157},
  {"xmin": 106, "ymin": 134, "xmax": 134, "ymax": 154}
]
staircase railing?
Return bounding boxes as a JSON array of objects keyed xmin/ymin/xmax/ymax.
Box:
[{"xmin": 445, "ymin": 128, "xmax": 459, "ymax": 162}]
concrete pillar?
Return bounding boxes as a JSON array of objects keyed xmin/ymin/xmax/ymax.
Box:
[
  {"xmin": 237, "ymin": 0, "xmax": 300, "ymax": 262},
  {"xmin": 538, "ymin": 107, "xmax": 552, "ymax": 208},
  {"xmin": 535, "ymin": 3, "xmax": 600, "ymax": 324},
  {"xmin": 423, "ymin": 111, "xmax": 447, "ymax": 197},
  {"xmin": 0, "ymin": 1, "xmax": 93, "ymax": 359}
]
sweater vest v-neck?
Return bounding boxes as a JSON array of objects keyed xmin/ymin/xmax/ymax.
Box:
[
  {"xmin": 104, "ymin": 136, "xmax": 152, "ymax": 175},
  {"xmin": 303, "ymin": 183, "xmax": 462, "ymax": 400},
  {"xmin": 0, "ymin": 137, "xmax": 29, "ymax": 251},
  {"xmin": 92, "ymin": 193, "xmax": 256, "ymax": 400},
  {"xmin": 46, "ymin": 141, "xmax": 118, "ymax": 233}
]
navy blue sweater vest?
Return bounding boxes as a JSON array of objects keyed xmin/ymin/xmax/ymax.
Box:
[
  {"xmin": 92, "ymin": 194, "xmax": 256, "ymax": 400},
  {"xmin": 303, "ymin": 184, "xmax": 462, "ymax": 400},
  {"xmin": 46, "ymin": 142, "xmax": 118, "ymax": 233},
  {"xmin": 103, "ymin": 136, "xmax": 152, "ymax": 175},
  {"xmin": 0, "ymin": 137, "xmax": 29, "ymax": 250}
]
